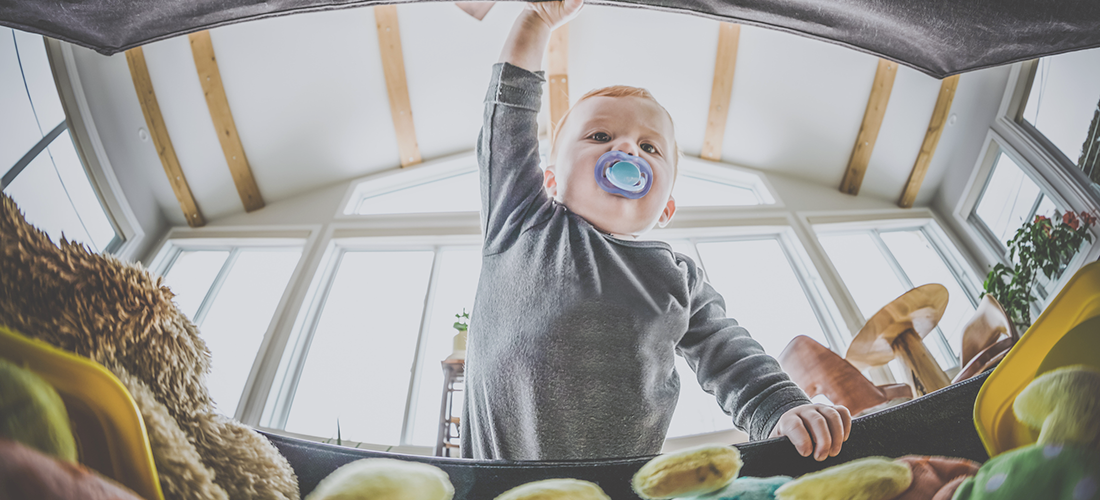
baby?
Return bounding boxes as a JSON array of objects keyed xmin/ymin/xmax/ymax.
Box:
[{"xmin": 461, "ymin": 0, "xmax": 850, "ymax": 461}]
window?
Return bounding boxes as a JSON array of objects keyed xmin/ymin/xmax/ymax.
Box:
[
  {"xmin": 268, "ymin": 241, "xmax": 482, "ymax": 448},
  {"xmin": 1018, "ymin": 47, "xmax": 1100, "ymax": 194},
  {"xmin": 673, "ymin": 157, "xmax": 777, "ymax": 207},
  {"xmin": 158, "ymin": 242, "xmax": 304, "ymax": 417},
  {"xmin": 817, "ymin": 223, "xmax": 981, "ymax": 381},
  {"xmin": 2, "ymin": 28, "xmax": 120, "ymax": 253},
  {"xmin": 971, "ymin": 149, "xmax": 1058, "ymax": 250},
  {"xmin": 342, "ymin": 152, "xmax": 778, "ymax": 217},
  {"xmin": 662, "ymin": 230, "xmax": 840, "ymax": 438}
]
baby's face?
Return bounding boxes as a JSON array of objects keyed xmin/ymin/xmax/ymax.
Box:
[{"xmin": 546, "ymin": 96, "xmax": 677, "ymax": 237}]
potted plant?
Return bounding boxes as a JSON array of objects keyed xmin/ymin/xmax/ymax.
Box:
[
  {"xmin": 983, "ymin": 210, "xmax": 1096, "ymax": 332},
  {"xmin": 446, "ymin": 309, "xmax": 470, "ymax": 361}
]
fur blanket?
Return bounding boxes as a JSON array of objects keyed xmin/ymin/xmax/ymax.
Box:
[{"xmin": 0, "ymin": 193, "xmax": 299, "ymax": 500}]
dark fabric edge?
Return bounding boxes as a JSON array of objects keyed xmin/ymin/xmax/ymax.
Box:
[{"xmin": 7, "ymin": 0, "xmax": 1100, "ymax": 77}]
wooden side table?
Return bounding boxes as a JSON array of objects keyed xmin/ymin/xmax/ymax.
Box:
[{"xmin": 434, "ymin": 358, "xmax": 464, "ymax": 457}]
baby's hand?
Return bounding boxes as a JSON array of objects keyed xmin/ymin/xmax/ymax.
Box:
[
  {"xmin": 769, "ymin": 404, "xmax": 852, "ymax": 461},
  {"xmin": 525, "ymin": 0, "xmax": 584, "ymax": 32}
]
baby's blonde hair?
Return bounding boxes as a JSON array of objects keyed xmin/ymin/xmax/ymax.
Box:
[{"xmin": 550, "ymin": 85, "xmax": 682, "ymax": 172}]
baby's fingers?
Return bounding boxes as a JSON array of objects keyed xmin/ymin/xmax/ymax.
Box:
[
  {"xmin": 802, "ymin": 411, "xmax": 832, "ymax": 461},
  {"xmin": 821, "ymin": 407, "xmax": 845, "ymax": 457},
  {"xmin": 777, "ymin": 416, "xmax": 813, "ymax": 458}
]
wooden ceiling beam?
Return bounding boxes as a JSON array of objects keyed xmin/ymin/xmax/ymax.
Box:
[
  {"xmin": 701, "ymin": 23, "xmax": 741, "ymax": 162},
  {"xmin": 125, "ymin": 47, "xmax": 205, "ymax": 227},
  {"xmin": 548, "ymin": 23, "xmax": 569, "ymax": 142},
  {"xmin": 189, "ymin": 30, "xmax": 265, "ymax": 212},
  {"xmin": 839, "ymin": 59, "xmax": 898, "ymax": 196},
  {"xmin": 898, "ymin": 75, "xmax": 960, "ymax": 208},
  {"xmin": 375, "ymin": 5, "xmax": 422, "ymax": 167}
]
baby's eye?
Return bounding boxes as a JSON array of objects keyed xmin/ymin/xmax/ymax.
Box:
[
  {"xmin": 641, "ymin": 143, "xmax": 658, "ymax": 154},
  {"xmin": 590, "ymin": 132, "xmax": 610, "ymax": 142}
]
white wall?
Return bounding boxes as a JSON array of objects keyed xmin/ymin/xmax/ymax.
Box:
[
  {"xmin": 933, "ymin": 66, "xmax": 1013, "ymax": 273},
  {"xmin": 68, "ymin": 45, "xmax": 172, "ymax": 263}
]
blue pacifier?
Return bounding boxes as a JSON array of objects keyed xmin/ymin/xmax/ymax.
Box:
[{"xmin": 594, "ymin": 151, "xmax": 653, "ymax": 199}]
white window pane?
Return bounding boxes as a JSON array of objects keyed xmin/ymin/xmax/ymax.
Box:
[
  {"xmin": 163, "ymin": 250, "xmax": 231, "ymax": 320},
  {"xmin": 13, "ymin": 30, "xmax": 65, "ymax": 131},
  {"xmin": 695, "ymin": 238, "xmax": 827, "ymax": 356},
  {"xmin": 975, "ymin": 153, "xmax": 1042, "ymax": 245},
  {"xmin": 695, "ymin": 238, "xmax": 830, "ymax": 357},
  {"xmin": 1, "ymin": 28, "xmax": 43, "ymax": 171},
  {"xmin": 666, "ymin": 354, "xmax": 736, "ymax": 438},
  {"xmin": 285, "ymin": 250, "xmax": 434, "ymax": 444},
  {"xmin": 47, "ymin": 130, "xmax": 117, "ymax": 250},
  {"xmin": 1035, "ymin": 194, "xmax": 1058, "ymax": 220},
  {"xmin": 674, "ymin": 174, "xmax": 760, "ymax": 207},
  {"xmin": 880, "ymin": 230, "xmax": 975, "ymax": 362},
  {"xmin": 820, "ymin": 232, "xmax": 954, "ymax": 372},
  {"xmin": 409, "ymin": 247, "xmax": 481, "ymax": 446},
  {"xmin": 355, "ymin": 171, "xmax": 480, "ymax": 215},
  {"xmin": 818, "ymin": 233, "xmax": 906, "ymax": 320},
  {"xmin": 5, "ymin": 151, "xmax": 94, "ymax": 248},
  {"xmin": 1021, "ymin": 48, "xmax": 1100, "ymax": 167},
  {"xmin": 200, "ymin": 249, "xmax": 301, "ymax": 416}
]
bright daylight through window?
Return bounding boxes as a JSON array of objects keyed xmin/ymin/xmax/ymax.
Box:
[
  {"xmin": 161, "ymin": 245, "xmax": 303, "ymax": 417},
  {"xmin": 2, "ymin": 29, "xmax": 118, "ymax": 252},
  {"xmin": 1019, "ymin": 47, "xmax": 1100, "ymax": 195},
  {"xmin": 972, "ymin": 150, "xmax": 1058, "ymax": 248},
  {"xmin": 346, "ymin": 154, "xmax": 774, "ymax": 216},
  {"xmin": 818, "ymin": 226, "xmax": 978, "ymax": 382}
]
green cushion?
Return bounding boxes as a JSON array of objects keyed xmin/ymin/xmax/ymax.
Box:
[
  {"xmin": 0, "ymin": 358, "xmax": 77, "ymax": 461},
  {"xmin": 951, "ymin": 444, "xmax": 1100, "ymax": 500}
]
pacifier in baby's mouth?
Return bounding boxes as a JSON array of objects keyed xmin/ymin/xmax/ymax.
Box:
[{"xmin": 593, "ymin": 151, "xmax": 653, "ymax": 199}]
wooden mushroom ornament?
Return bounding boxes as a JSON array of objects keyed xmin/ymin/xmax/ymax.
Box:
[{"xmin": 846, "ymin": 284, "xmax": 951, "ymax": 396}]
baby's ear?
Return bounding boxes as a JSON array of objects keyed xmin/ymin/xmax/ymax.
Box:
[
  {"xmin": 658, "ymin": 196, "xmax": 677, "ymax": 228},
  {"xmin": 543, "ymin": 168, "xmax": 558, "ymax": 197}
]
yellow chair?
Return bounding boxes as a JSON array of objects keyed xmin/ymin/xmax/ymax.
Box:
[
  {"xmin": 0, "ymin": 326, "xmax": 164, "ymax": 500},
  {"xmin": 974, "ymin": 260, "xmax": 1100, "ymax": 457}
]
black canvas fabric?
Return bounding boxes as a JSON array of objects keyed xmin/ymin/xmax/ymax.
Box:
[
  {"xmin": 1, "ymin": 0, "xmax": 1099, "ymax": 77},
  {"xmin": 260, "ymin": 372, "xmax": 990, "ymax": 500}
]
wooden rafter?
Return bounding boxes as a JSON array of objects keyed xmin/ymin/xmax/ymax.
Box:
[
  {"xmin": 701, "ymin": 23, "xmax": 741, "ymax": 162},
  {"xmin": 898, "ymin": 75, "xmax": 960, "ymax": 208},
  {"xmin": 375, "ymin": 5, "xmax": 422, "ymax": 167},
  {"xmin": 839, "ymin": 59, "xmax": 898, "ymax": 196},
  {"xmin": 189, "ymin": 30, "xmax": 265, "ymax": 212},
  {"xmin": 548, "ymin": 23, "xmax": 569, "ymax": 141},
  {"xmin": 125, "ymin": 47, "xmax": 205, "ymax": 227}
]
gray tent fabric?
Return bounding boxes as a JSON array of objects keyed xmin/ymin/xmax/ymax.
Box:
[{"xmin": 1, "ymin": 0, "xmax": 1099, "ymax": 78}]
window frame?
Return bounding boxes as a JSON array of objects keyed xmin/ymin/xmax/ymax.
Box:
[
  {"xmin": 813, "ymin": 221, "xmax": 982, "ymax": 373},
  {"xmin": 655, "ymin": 224, "xmax": 848, "ymax": 354},
  {"xmin": 149, "ymin": 227, "xmax": 316, "ymax": 421},
  {"xmin": 143, "ymin": 150, "xmax": 993, "ymax": 454},
  {"xmin": 261, "ymin": 231, "xmax": 481, "ymax": 452},
  {"xmin": 952, "ymin": 60, "xmax": 1100, "ymax": 313},
  {"xmin": 43, "ymin": 38, "xmax": 146, "ymax": 259}
]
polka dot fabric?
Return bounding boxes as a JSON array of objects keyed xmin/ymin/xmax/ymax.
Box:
[{"xmin": 951, "ymin": 444, "xmax": 1100, "ymax": 500}]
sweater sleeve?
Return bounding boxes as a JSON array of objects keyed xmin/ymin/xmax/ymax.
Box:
[
  {"xmin": 478, "ymin": 62, "xmax": 554, "ymax": 254},
  {"xmin": 675, "ymin": 259, "xmax": 811, "ymax": 440}
]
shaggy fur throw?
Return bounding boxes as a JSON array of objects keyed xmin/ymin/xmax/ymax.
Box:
[{"xmin": 0, "ymin": 193, "xmax": 299, "ymax": 500}]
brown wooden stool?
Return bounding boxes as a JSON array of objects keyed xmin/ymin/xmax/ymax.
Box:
[{"xmin": 779, "ymin": 335, "xmax": 912, "ymax": 416}]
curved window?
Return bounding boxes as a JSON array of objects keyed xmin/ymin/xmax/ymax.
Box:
[
  {"xmin": 2, "ymin": 29, "xmax": 120, "ymax": 252},
  {"xmin": 343, "ymin": 153, "xmax": 777, "ymax": 217},
  {"xmin": 1018, "ymin": 47, "xmax": 1100, "ymax": 193}
]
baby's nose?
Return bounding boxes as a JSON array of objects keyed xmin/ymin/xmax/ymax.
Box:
[{"xmin": 611, "ymin": 140, "xmax": 639, "ymax": 156}]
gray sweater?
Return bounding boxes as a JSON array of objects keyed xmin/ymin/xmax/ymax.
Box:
[{"xmin": 460, "ymin": 63, "xmax": 810, "ymax": 461}]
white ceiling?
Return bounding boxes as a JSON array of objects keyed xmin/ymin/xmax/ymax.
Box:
[{"xmin": 67, "ymin": 2, "xmax": 1012, "ymax": 226}]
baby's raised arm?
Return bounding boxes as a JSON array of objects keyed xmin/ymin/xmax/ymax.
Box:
[{"xmin": 499, "ymin": 0, "xmax": 583, "ymax": 72}]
